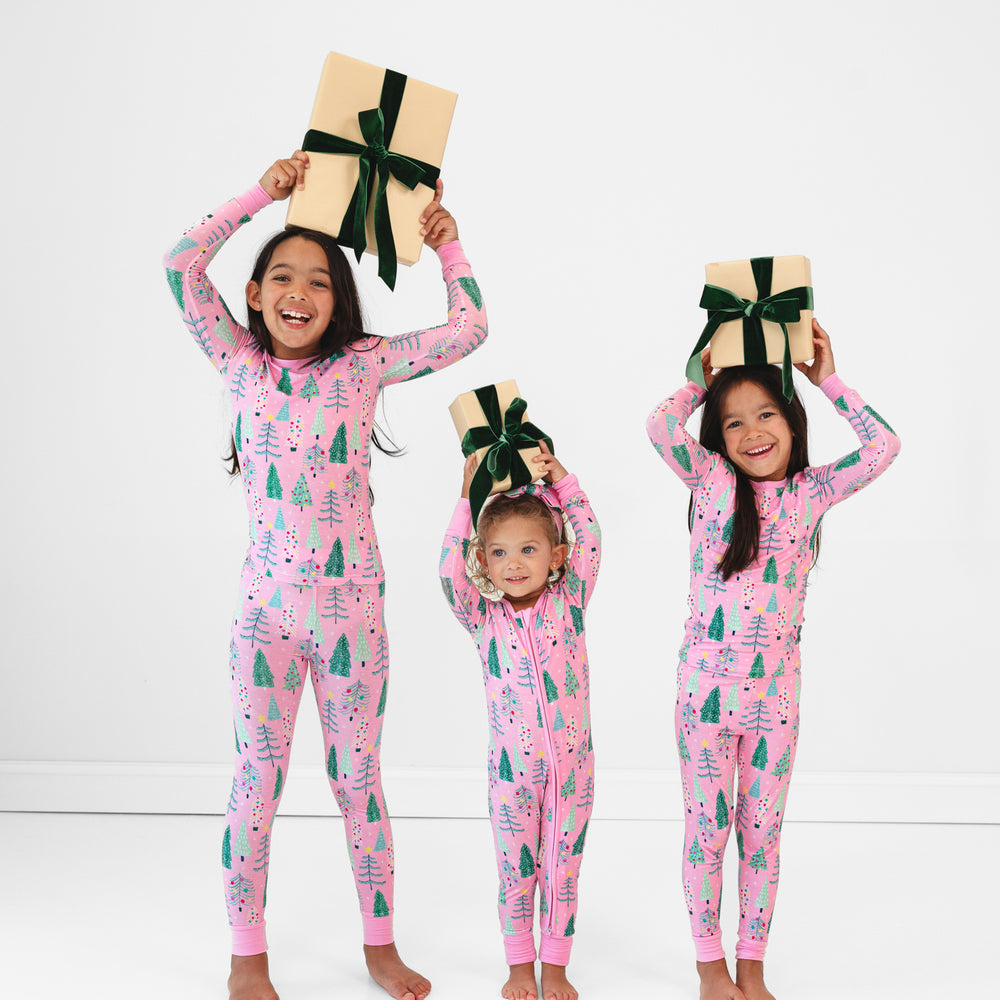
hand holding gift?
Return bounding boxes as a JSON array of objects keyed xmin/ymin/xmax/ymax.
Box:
[
  {"xmin": 259, "ymin": 151, "xmax": 310, "ymax": 201},
  {"xmin": 794, "ymin": 319, "xmax": 836, "ymax": 386},
  {"xmin": 419, "ymin": 179, "xmax": 459, "ymax": 249},
  {"xmin": 531, "ymin": 440, "xmax": 567, "ymax": 484}
]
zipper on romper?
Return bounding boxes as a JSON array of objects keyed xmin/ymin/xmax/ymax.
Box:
[{"xmin": 508, "ymin": 597, "xmax": 559, "ymax": 927}]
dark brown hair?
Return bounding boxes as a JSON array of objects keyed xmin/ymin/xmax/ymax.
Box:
[
  {"xmin": 471, "ymin": 492, "xmax": 566, "ymax": 591},
  {"xmin": 226, "ymin": 228, "xmax": 401, "ymax": 477},
  {"xmin": 696, "ymin": 366, "xmax": 817, "ymax": 579}
]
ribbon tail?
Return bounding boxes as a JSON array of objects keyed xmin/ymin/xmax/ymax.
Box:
[
  {"xmin": 351, "ymin": 157, "xmax": 372, "ymax": 263},
  {"xmin": 685, "ymin": 316, "xmax": 725, "ymax": 389},
  {"xmin": 779, "ymin": 322, "xmax": 794, "ymax": 401},
  {"xmin": 373, "ymin": 161, "xmax": 398, "ymax": 290},
  {"xmin": 468, "ymin": 460, "xmax": 496, "ymax": 530}
]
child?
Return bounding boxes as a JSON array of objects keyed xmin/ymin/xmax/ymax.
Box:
[
  {"xmin": 646, "ymin": 321, "xmax": 900, "ymax": 1000},
  {"xmin": 439, "ymin": 442, "xmax": 600, "ymax": 1000},
  {"xmin": 163, "ymin": 151, "xmax": 487, "ymax": 1000}
]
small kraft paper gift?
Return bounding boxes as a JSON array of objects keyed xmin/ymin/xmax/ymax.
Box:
[
  {"xmin": 685, "ymin": 255, "xmax": 814, "ymax": 401},
  {"xmin": 449, "ymin": 380, "xmax": 553, "ymax": 527},
  {"xmin": 286, "ymin": 51, "xmax": 458, "ymax": 290}
]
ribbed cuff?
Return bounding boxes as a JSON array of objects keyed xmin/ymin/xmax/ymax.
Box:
[
  {"xmin": 735, "ymin": 938, "xmax": 768, "ymax": 961},
  {"xmin": 539, "ymin": 932, "xmax": 573, "ymax": 965},
  {"xmin": 435, "ymin": 240, "xmax": 468, "ymax": 269},
  {"xmin": 503, "ymin": 930, "xmax": 537, "ymax": 964},
  {"xmin": 231, "ymin": 922, "xmax": 268, "ymax": 956},
  {"xmin": 235, "ymin": 183, "xmax": 274, "ymax": 218},
  {"xmin": 693, "ymin": 934, "xmax": 726, "ymax": 962},
  {"xmin": 362, "ymin": 913, "xmax": 395, "ymax": 946}
]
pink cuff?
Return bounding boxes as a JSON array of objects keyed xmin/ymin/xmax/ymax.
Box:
[
  {"xmin": 503, "ymin": 930, "xmax": 537, "ymax": 964},
  {"xmin": 693, "ymin": 934, "xmax": 726, "ymax": 962},
  {"xmin": 231, "ymin": 922, "xmax": 268, "ymax": 956},
  {"xmin": 235, "ymin": 183, "xmax": 274, "ymax": 218},
  {"xmin": 435, "ymin": 240, "xmax": 468, "ymax": 269},
  {"xmin": 819, "ymin": 371, "xmax": 847, "ymax": 400},
  {"xmin": 539, "ymin": 932, "xmax": 573, "ymax": 966},
  {"xmin": 550, "ymin": 474, "xmax": 581, "ymax": 504},
  {"xmin": 362, "ymin": 913, "xmax": 394, "ymax": 946}
]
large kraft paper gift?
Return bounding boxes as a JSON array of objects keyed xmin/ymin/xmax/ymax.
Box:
[
  {"xmin": 449, "ymin": 380, "xmax": 554, "ymax": 527},
  {"xmin": 286, "ymin": 51, "xmax": 458, "ymax": 290},
  {"xmin": 686, "ymin": 255, "xmax": 814, "ymax": 401}
]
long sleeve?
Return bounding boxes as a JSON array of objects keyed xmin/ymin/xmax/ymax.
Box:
[
  {"xmin": 646, "ymin": 382, "xmax": 722, "ymax": 490},
  {"xmin": 550, "ymin": 474, "xmax": 601, "ymax": 608},
  {"xmin": 805, "ymin": 373, "xmax": 901, "ymax": 510},
  {"xmin": 439, "ymin": 498, "xmax": 487, "ymax": 634},
  {"xmin": 376, "ymin": 241, "xmax": 488, "ymax": 386},
  {"xmin": 162, "ymin": 184, "xmax": 273, "ymax": 373}
]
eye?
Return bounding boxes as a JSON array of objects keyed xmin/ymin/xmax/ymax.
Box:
[
  {"xmin": 761, "ymin": 411, "xmax": 774, "ymax": 419},
  {"xmin": 311, "ymin": 280, "xmax": 329, "ymax": 289},
  {"xmin": 726, "ymin": 420, "xmax": 741, "ymax": 430},
  {"xmin": 491, "ymin": 548, "xmax": 505, "ymax": 558},
  {"xmin": 522, "ymin": 546, "xmax": 535, "ymax": 555},
  {"xmin": 272, "ymin": 274, "xmax": 290, "ymax": 282}
]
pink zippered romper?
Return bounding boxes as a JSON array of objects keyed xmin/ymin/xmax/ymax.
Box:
[{"xmin": 439, "ymin": 476, "xmax": 600, "ymax": 966}]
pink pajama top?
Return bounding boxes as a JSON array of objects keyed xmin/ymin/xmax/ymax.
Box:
[
  {"xmin": 164, "ymin": 184, "xmax": 487, "ymax": 590},
  {"xmin": 646, "ymin": 375, "xmax": 901, "ymax": 672}
]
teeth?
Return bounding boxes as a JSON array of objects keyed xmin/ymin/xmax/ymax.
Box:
[
  {"xmin": 746, "ymin": 445, "xmax": 772, "ymax": 456},
  {"xmin": 282, "ymin": 310, "xmax": 309, "ymax": 321}
]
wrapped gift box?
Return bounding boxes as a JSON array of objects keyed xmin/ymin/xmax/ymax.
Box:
[
  {"xmin": 449, "ymin": 380, "xmax": 546, "ymax": 496},
  {"xmin": 703, "ymin": 255, "xmax": 814, "ymax": 367},
  {"xmin": 286, "ymin": 52, "xmax": 457, "ymax": 286}
]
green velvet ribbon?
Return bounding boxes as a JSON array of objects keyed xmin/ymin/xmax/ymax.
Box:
[
  {"xmin": 460, "ymin": 386, "xmax": 554, "ymax": 528},
  {"xmin": 301, "ymin": 68, "xmax": 441, "ymax": 290},
  {"xmin": 685, "ymin": 257, "xmax": 813, "ymax": 401}
]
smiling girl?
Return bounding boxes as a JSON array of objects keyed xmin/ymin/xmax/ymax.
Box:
[
  {"xmin": 646, "ymin": 321, "xmax": 900, "ymax": 1000},
  {"xmin": 163, "ymin": 151, "xmax": 487, "ymax": 1000},
  {"xmin": 439, "ymin": 443, "xmax": 601, "ymax": 1000}
]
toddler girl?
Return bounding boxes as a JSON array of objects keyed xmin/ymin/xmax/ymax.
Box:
[
  {"xmin": 439, "ymin": 443, "xmax": 600, "ymax": 1000},
  {"xmin": 163, "ymin": 151, "xmax": 487, "ymax": 1000},
  {"xmin": 646, "ymin": 322, "xmax": 900, "ymax": 1000}
]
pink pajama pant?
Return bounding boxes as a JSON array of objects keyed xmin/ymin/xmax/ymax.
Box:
[
  {"xmin": 223, "ymin": 563, "xmax": 395, "ymax": 955},
  {"xmin": 675, "ymin": 653, "xmax": 800, "ymax": 961},
  {"xmin": 488, "ymin": 738, "xmax": 595, "ymax": 966}
]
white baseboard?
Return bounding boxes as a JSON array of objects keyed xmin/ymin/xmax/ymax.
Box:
[{"xmin": 1, "ymin": 762, "xmax": 996, "ymax": 823}]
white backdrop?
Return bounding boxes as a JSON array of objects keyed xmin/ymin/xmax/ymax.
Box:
[{"xmin": 1, "ymin": 0, "xmax": 997, "ymax": 820}]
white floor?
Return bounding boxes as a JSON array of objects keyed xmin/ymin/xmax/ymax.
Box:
[{"xmin": 0, "ymin": 813, "xmax": 993, "ymax": 999}]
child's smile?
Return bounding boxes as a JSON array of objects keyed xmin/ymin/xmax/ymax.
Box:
[
  {"xmin": 478, "ymin": 513, "xmax": 567, "ymax": 611},
  {"xmin": 721, "ymin": 381, "xmax": 793, "ymax": 482},
  {"xmin": 245, "ymin": 235, "xmax": 335, "ymax": 359}
]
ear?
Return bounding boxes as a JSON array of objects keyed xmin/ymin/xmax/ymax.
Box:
[
  {"xmin": 246, "ymin": 279, "xmax": 263, "ymax": 312},
  {"xmin": 550, "ymin": 543, "xmax": 568, "ymax": 570},
  {"xmin": 475, "ymin": 548, "xmax": 489, "ymax": 571}
]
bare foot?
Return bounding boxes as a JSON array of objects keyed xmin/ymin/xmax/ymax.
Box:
[
  {"xmin": 502, "ymin": 961, "xmax": 538, "ymax": 999},
  {"xmin": 364, "ymin": 942, "xmax": 431, "ymax": 1000},
  {"xmin": 540, "ymin": 962, "xmax": 577, "ymax": 1000},
  {"xmin": 228, "ymin": 953, "xmax": 279, "ymax": 1000},
  {"xmin": 697, "ymin": 959, "xmax": 748, "ymax": 1000},
  {"xmin": 735, "ymin": 959, "xmax": 776, "ymax": 1000}
]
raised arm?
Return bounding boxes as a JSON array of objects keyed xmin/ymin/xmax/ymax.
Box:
[
  {"xmin": 163, "ymin": 153, "xmax": 309, "ymax": 372},
  {"xmin": 530, "ymin": 443, "xmax": 601, "ymax": 607},
  {"xmin": 439, "ymin": 453, "xmax": 489, "ymax": 633},
  {"xmin": 377, "ymin": 183, "xmax": 488, "ymax": 386},
  {"xmin": 805, "ymin": 374, "xmax": 901, "ymax": 508},
  {"xmin": 646, "ymin": 380, "xmax": 722, "ymax": 490},
  {"xmin": 550, "ymin": 474, "xmax": 601, "ymax": 608},
  {"xmin": 162, "ymin": 186, "xmax": 271, "ymax": 372},
  {"xmin": 795, "ymin": 320, "xmax": 901, "ymax": 509}
]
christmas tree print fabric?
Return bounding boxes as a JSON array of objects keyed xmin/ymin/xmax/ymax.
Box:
[
  {"xmin": 164, "ymin": 185, "xmax": 487, "ymax": 954},
  {"xmin": 646, "ymin": 374, "xmax": 900, "ymax": 960},
  {"xmin": 224, "ymin": 564, "xmax": 396, "ymax": 954},
  {"xmin": 439, "ymin": 475, "xmax": 601, "ymax": 965}
]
